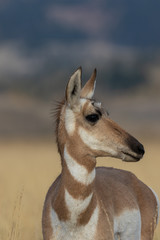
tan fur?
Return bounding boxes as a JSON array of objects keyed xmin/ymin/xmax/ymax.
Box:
[
  {"xmin": 42, "ymin": 68, "xmax": 159, "ymax": 240},
  {"xmin": 62, "ymin": 160, "xmax": 93, "ymax": 199},
  {"xmin": 81, "ymin": 68, "xmax": 96, "ymax": 98}
]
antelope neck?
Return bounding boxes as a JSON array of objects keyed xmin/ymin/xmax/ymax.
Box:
[
  {"xmin": 62, "ymin": 145, "xmax": 96, "ymax": 198},
  {"xmin": 53, "ymin": 144, "xmax": 97, "ymax": 225}
]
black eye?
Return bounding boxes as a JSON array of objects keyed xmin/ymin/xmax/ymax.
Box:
[{"xmin": 85, "ymin": 114, "xmax": 99, "ymax": 123}]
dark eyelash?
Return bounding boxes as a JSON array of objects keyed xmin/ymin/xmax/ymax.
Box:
[
  {"xmin": 95, "ymin": 109, "xmax": 102, "ymax": 116},
  {"xmin": 85, "ymin": 114, "xmax": 99, "ymax": 123}
]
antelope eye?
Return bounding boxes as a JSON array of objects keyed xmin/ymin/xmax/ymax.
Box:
[{"xmin": 85, "ymin": 114, "xmax": 99, "ymax": 123}]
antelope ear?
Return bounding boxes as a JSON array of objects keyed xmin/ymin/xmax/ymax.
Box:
[
  {"xmin": 65, "ymin": 67, "xmax": 82, "ymax": 108},
  {"xmin": 81, "ymin": 68, "xmax": 97, "ymax": 99}
]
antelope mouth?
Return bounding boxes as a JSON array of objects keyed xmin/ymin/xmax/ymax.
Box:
[
  {"xmin": 121, "ymin": 151, "xmax": 143, "ymax": 162},
  {"xmin": 121, "ymin": 138, "xmax": 145, "ymax": 162}
]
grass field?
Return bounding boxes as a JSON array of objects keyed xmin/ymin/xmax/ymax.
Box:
[{"xmin": 0, "ymin": 138, "xmax": 159, "ymax": 240}]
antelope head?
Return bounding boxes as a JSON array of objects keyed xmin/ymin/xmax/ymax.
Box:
[{"xmin": 57, "ymin": 67, "xmax": 145, "ymax": 162}]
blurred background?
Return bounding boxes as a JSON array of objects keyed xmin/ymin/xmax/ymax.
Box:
[
  {"xmin": 0, "ymin": 1, "xmax": 160, "ymax": 239},
  {"xmin": 0, "ymin": 0, "xmax": 160, "ymax": 139}
]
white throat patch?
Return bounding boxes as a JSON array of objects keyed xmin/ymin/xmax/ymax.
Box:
[{"xmin": 64, "ymin": 145, "xmax": 95, "ymax": 185}]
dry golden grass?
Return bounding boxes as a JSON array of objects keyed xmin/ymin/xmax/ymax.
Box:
[{"xmin": 0, "ymin": 138, "xmax": 159, "ymax": 240}]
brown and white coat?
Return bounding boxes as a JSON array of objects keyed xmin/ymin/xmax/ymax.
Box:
[{"xmin": 42, "ymin": 68, "xmax": 159, "ymax": 240}]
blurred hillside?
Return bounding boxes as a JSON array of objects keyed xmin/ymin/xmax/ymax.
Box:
[
  {"xmin": 1, "ymin": 0, "xmax": 160, "ymax": 48},
  {"xmin": 0, "ymin": 0, "xmax": 160, "ymax": 139}
]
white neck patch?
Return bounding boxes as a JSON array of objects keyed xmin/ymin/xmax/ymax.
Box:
[
  {"xmin": 65, "ymin": 188, "xmax": 93, "ymax": 224},
  {"xmin": 64, "ymin": 145, "xmax": 95, "ymax": 185},
  {"xmin": 51, "ymin": 204, "xmax": 99, "ymax": 240}
]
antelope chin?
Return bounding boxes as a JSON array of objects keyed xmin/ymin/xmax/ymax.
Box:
[{"xmin": 121, "ymin": 151, "xmax": 143, "ymax": 162}]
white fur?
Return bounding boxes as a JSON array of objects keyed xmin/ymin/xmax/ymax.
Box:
[
  {"xmin": 114, "ymin": 209, "xmax": 141, "ymax": 240},
  {"xmin": 65, "ymin": 188, "xmax": 93, "ymax": 224},
  {"xmin": 93, "ymin": 101, "xmax": 101, "ymax": 108},
  {"xmin": 50, "ymin": 205, "xmax": 99, "ymax": 240},
  {"xmin": 80, "ymin": 98, "xmax": 87, "ymax": 107},
  {"xmin": 78, "ymin": 127, "xmax": 117, "ymax": 156},
  {"xmin": 149, "ymin": 186, "xmax": 159, "ymax": 224},
  {"xmin": 65, "ymin": 108, "xmax": 76, "ymax": 135},
  {"xmin": 64, "ymin": 145, "xmax": 95, "ymax": 185},
  {"xmin": 64, "ymin": 99, "xmax": 87, "ymax": 135}
]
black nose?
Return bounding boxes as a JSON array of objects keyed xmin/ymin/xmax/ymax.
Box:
[
  {"xmin": 127, "ymin": 135, "xmax": 145, "ymax": 156},
  {"xmin": 137, "ymin": 144, "xmax": 145, "ymax": 155},
  {"xmin": 131, "ymin": 142, "xmax": 145, "ymax": 156}
]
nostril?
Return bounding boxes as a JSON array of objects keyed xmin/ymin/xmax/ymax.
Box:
[
  {"xmin": 137, "ymin": 144, "xmax": 145, "ymax": 155},
  {"xmin": 126, "ymin": 135, "xmax": 145, "ymax": 156}
]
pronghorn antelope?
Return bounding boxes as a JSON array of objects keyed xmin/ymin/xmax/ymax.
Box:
[{"xmin": 42, "ymin": 68, "xmax": 159, "ymax": 240}]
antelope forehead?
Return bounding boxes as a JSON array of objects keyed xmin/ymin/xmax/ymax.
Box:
[
  {"xmin": 80, "ymin": 98, "xmax": 88, "ymax": 107},
  {"xmin": 80, "ymin": 99, "xmax": 102, "ymax": 114},
  {"xmin": 92, "ymin": 101, "xmax": 102, "ymax": 108}
]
